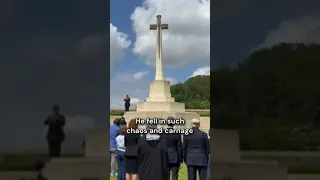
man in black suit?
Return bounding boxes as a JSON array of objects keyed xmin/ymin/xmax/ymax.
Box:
[
  {"xmin": 183, "ymin": 119, "xmax": 209, "ymax": 180},
  {"xmin": 44, "ymin": 105, "xmax": 66, "ymax": 158},
  {"xmin": 164, "ymin": 116, "xmax": 183, "ymax": 180}
]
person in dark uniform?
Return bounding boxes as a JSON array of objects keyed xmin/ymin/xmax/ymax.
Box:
[
  {"xmin": 124, "ymin": 95, "xmax": 131, "ymax": 111},
  {"xmin": 183, "ymin": 119, "xmax": 209, "ymax": 180},
  {"xmin": 44, "ymin": 105, "xmax": 66, "ymax": 158},
  {"xmin": 125, "ymin": 119, "xmax": 140, "ymax": 180},
  {"xmin": 119, "ymin": 112, "xmax": 127, "ymax": 126},
  {"xmin": 164, "ymin": 116, "xmax": 183, "ymax": 180},
  {"xmin": 137, "ymin": 123, "xmax": 168, "ymax": 180}
]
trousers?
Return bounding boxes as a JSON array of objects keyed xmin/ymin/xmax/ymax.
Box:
[
  {"xmin": 110, "ymin": 148, "xmax": 118, "ymax": 174},
  {"xmin": 187, "ymin": 165, "xmax": 207, "ymax": 180},
  {"xmin": 168, "ymin": 165, "xmax": 179, "ymax": 180},
  {"xmin": 47, "ymin": 140, "xmax": 62, "ymax": 158}
]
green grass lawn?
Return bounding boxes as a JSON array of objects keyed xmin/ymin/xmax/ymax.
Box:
[
  {"xmin": 110, "ymin": 164, "xmax": 191, "ymax": 180},
  {"xmin": 110, "ymin": 109, "xmax": 210, "ymax": 117}
]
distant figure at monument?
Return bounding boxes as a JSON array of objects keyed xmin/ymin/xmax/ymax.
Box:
[
  {"xmin": 183, "ymin": 119, "xmax": 209, "ymax": 180},
  {"xmin": 125, "ymin": 119, "xmax": 139, "ymax": 180},
  {"xmin": 137, "ymin": 123, "xmax": 168, "ymax": 180},
  {"xmin": 116, "ymin": 126, "xmax": 127, "ymax": 180},
  {"xmin": 44, "ymin": 105, "xmax": 66, "ymax": 158},
  {"xmin": 124, "ymin": 95, "xmax": 131, "ymax": 111},
  {"xmin": 110, "ymin": 118, "xmax": 120, "ymax": 176},
  {"xmin": 163, "ymin": 116, "xmax": 183, "ymax": 180}
]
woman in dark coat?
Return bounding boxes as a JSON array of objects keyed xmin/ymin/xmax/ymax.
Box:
[{"xmin": 125, "ymin": 119, "xmax": 140, "ymax": 180}]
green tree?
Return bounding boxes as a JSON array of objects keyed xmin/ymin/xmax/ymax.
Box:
[
  {"xmin": 212, "ymin": 43, "xmax": 320, "ymax": 150},
  {"xmin": 170, "ymin": 75, "xmax": 210, "ymax": 109}
]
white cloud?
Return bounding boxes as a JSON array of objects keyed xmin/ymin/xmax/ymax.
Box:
[
  {"xmin": 131, "ymin": 0, "xmax": 210, "ymax": 68},
  {"xmin": 133, "ymin": 71, "xmax": 149, "ymax": 80},
  {"xmin": 190, "ymin": 66, "xmax": 210, "ymax": 78},
  {"xmin": 64, "ymin": 115, "xmax": 95, "ymax": 132},
  {"xmin": 165, "ymin": 77, "xmax": 178, "ymax": 85},
  {"xmin": 258, "ymin": 17, "xmax": 320, "ymax": 48},
  {"xmin": 110, "ymin": 23, "xmax": 131, "ymax": 67},
  {"xmin": 110, "ymin": 72, "xmax": 150, "ymax": 108}
]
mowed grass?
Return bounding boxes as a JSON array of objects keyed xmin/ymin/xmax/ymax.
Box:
[
  {"xmin": 110, "ymin": 109, "xmax": 210, "ymax": 117},
  {"xmin": 110, "ymin": 164, "xmax": 192, "ymax": 180}
]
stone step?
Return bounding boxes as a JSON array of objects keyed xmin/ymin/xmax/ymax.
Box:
[
  {"xmin": 42, "ymin": 157, "xmax": 109, "ymax": 180},
  {"xmin": 211, "ymin": 161, "xmax": 287, "ymax": 180}
]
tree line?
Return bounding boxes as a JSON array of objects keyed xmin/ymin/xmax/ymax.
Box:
[{"xmin": 172, "ymin": 43, "xmax": 320, "ymax": 150}]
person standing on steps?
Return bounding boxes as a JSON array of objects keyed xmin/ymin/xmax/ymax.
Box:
[
  {"xmin": 183, "ymin": 119, "xmax": 209, "ymax": 180},
  {"xmin": 124, "ymin": 95, "xmax": 131, "ymax": 111},
  {"xmin": 44, "ymin": 105, "xmax": 66, "ymax": 158}
]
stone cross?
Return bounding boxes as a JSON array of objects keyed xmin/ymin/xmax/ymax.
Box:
[{"xmin": 150, "ymin": 15, "xmax": 168, "ymax": 81}]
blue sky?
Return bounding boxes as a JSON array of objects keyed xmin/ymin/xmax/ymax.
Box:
[
  {"xmin": 110, "ymin": 0, "xmax": 210, "ymax": 108},
  {"xmin": 0, "ymin": 0, "xmax": 319, "ymax": 149}
]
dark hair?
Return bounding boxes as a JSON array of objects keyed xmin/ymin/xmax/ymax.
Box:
[
  {"xmin": 128, "ymin": 119, "xmax": 138, "ymax": 129},
  {"xmin": 167, "ymin": 116, "xmax": 175, "ymax": 127},
  {"xmin": 119, "ymin": 126, "xmax": 127, "ymax": 135},
  {"xmin": 113, "ymin": 118, "xmax": 120, "ymax": 125}
]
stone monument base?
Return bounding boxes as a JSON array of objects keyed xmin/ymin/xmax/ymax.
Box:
[
  {"xmin": 42, "ymin": 157, "xmax": 109, "ymax": 180},
  {"xmin": 210, "ymin": 129, "xmax": 287, "ymax": 180},
  {"xmin": 42, "ymin": 128, "xmax": 109, "ymax": 180},
  {"xmin": 146, "ymin": 80, "xmax": 174, "ymax": 102},
  {"xmin": 124, "ymin": 111, "xmax": 199, "ymax": 129},
  {"xmin": 136, "ymin": 101, "xmax": 185, "ymax": 112}
]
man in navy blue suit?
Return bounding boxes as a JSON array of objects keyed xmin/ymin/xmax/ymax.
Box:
[{"xmin": 183, "ymin": 119, "xmax": 209, "ymax": 180}]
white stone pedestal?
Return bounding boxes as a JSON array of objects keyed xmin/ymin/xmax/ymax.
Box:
[
  {"xmin": 146, "ymin": 80, "xmax": 174, "ymax": 102},
  {"xmin": 42, "ymin": 128, "xmax": 109, "ymax": 180},
  {"xmin": 210, "ymin": 129, "xmax": 288, "ymax": 180}
]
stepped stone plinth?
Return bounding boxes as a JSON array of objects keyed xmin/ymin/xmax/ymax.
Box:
[
  {"xmin": 42, "ymin": 128, "xmax": 109, "ymax": 180},
  {"xmin": 210, "ymin": 129, "xmax": 288, "ymax": 180}
]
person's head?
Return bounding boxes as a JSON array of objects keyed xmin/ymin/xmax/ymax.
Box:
[
  {"xmin": 126, "ymin": 95, "xmax": 129, "ymax": 98},
  {"xmin": 191, "ymin": 119, "xmax": 200, "ymax": 128},
  {"xmin": 119, "ymin": 126, "xmax": 127, "ymax": 135},
  {"xmin": 167, "ymin": 116, "xmax": 175, "ymax": 127},
  {"xmin": 128, "ymin": 119, "xmax": 138, "ymax": 129},
  {"xmin": 121, "ymin": 112, "xmax": 125, "ymax": 116},
  {"xmin": 113, "ymin": 118, "xmax": 120, "ymax": 126},
  {"xmin": 146, "ymin": 123, "xmax": 157, "ymax": 130},
  {"xmin": 52, "ymin": 105, "xmax": 60, "ymax": 114}
]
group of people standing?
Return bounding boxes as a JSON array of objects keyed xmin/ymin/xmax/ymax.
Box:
[{"xmin": 110, "ymin": 116, "xmax": 210, "ymax": 180}]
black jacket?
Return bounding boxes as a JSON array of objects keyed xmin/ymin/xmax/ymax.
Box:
[
  {"xmin": 125, "ymin": 133, "xmax": 140, "ymax": 157},
  {"xmin": 137, "ymin": 134, "xmax": 168, "ymax": 180},
  {"xmin": 163, "ymin": 128, "xmax": 183, "ymax": 165},
  {"xmin": 44, "ymin": 114, "xmax": 65, "ymax": 142}
]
